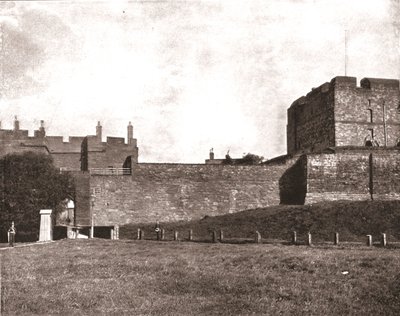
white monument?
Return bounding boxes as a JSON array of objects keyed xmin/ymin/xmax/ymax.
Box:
[{"xmin": 39, "ymin": 209, "xmax": 53, "ymax": 242}]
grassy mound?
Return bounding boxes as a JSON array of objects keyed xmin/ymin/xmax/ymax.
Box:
[{"xmin": 120, "ymin": 200, "xmax": 400, "ymax": 242}]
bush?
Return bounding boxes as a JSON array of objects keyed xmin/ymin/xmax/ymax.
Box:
[{"xmin": 0, "ymin": 152, "xmax": 74, "ymax": 242}]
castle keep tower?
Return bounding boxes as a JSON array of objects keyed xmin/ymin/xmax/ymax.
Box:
[{"xmin": 287, "ymin": 76, "xmax": 400, "ymax": 155}]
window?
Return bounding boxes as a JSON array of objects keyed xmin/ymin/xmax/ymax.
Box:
[{"xmin": 367, "ymin": 109, "xmax": 373, "ymax": 123}]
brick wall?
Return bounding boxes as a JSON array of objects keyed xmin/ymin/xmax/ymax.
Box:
[{"xmin": 87, "ymin": 161, "xmax": 296, "ymax": 226}]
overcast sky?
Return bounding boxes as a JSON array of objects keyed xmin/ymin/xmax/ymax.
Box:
[{"xmin": 0, "ymin": 0, "xmax": 399, "ymax": 162}]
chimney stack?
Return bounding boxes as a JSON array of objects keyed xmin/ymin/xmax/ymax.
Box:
[
  {"xmin": 39, "ymin": 120, "xmax": 46, "ymax": 135},
  {"xmin": 13, "ymin": 116, "xmax": 19, "ymax": 131},
  {"xmin": 127, "ymin": 121, "xmax": 133, "ymax": 144},
  {"xmin": 35, "ymin": 120, "xmax": 46, "ymax": 138},
  {"xmin": 96, "ymin": 121, "xmax": 102, "ymax": 141},
  {"xmin": 209, "ymin": 148, "xmax": 214, "ymax": 160}
]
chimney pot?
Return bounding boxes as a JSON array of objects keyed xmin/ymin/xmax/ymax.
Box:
[
  {"xmin": 14, "ymin": 116, "xmax": 19, "ymax": 131},
  {"xmin": 127, "ymin": 121, "xmax": 133, "ymax": 144},
  {"xmin": 96, "ymin": 121, "xmax": 102, "ymax": 141}
]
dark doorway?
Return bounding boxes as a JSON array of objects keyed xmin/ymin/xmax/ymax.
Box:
[{"xmin": 93, "ymin": 226, "xmax": 113, "ymax": 239}]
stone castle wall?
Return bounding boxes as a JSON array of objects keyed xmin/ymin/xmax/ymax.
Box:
[
  {"xmin": 83, "ymin": 136, "xmax": 138, "ymax": 170},
  {"xmin": 334, "ymin": 77, "xmax": 400, "ymax": 147},
  {"xmin": 286, "ymin": 82, "xmax": 335, "ymax": 155},
  {"xmin": 2, "ymin": 76, "xmax": 399, "ymax": 230},
  {"xmin": 87, "ymin": 161, "xmax": 297, "ymax": 226},
  {"xmin": 306, "ymin": 149, "xmax": 400, "ymax": 203},
  {"xmin": 287, "ymin": 76, "xmax": 400, "ymax": 155}
]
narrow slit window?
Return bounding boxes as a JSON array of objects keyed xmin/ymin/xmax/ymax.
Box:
[{"xmin": 368, "ymin": 109, "xmax": 373, "ymax": 123}]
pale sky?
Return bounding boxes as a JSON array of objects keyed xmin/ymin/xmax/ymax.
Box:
[{"xmin": 0, "ymin": 0, "xmax": 399, "ymax": 162}]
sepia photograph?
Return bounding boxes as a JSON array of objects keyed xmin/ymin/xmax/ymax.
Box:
[{"xmin": 0, "ymin": 0, "xmax": 399, "ymax": 314}]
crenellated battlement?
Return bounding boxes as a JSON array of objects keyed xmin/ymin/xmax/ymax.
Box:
[
  {"xmin": 0, "ymin": 118, "xmax": 139, "ymax": 170},
  {"xmin": 287, "ymin": 76, "xmax": 400, "ymax": 156}
]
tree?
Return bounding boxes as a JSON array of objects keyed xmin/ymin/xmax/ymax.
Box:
[
  {"xmin": 223, "ymin": 153, "xmax": 265, "ymax": 165},
  {"xmin": 236, "ymin": 153, "xmax": 265, "ymax": 165},
  {"xmin": 0, "ymin": 152, "xmax": 74, "ymax": 242}
]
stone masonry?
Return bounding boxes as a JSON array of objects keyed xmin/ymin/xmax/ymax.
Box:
[{"xmin": 1, "ymin": 76, "xmax": 399, "ymax": 230}]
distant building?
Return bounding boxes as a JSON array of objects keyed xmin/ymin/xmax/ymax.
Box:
[{"xmin": 0, "ymin": 118, "xmax": 138, "ymax": 171}]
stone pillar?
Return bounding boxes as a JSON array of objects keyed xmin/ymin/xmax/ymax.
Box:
[
  {"xmin": 219, "ymin": 230, "xmax": 224, "ymax": 242},
  {"xmin": 39, "ymin": 209, "xmax": 53, "ymax": 242}
]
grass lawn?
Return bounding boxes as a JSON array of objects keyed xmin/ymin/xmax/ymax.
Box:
[{"xmin": 1, "ymin": 239, "xmax": 400, "ymax": 315}]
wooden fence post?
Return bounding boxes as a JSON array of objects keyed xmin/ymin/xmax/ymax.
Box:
[
  {"xmin": 381, "ymin": 233, "xmax": 387, "ymax": 247},
  {"xmin": 306, "ymin": 232, "xmax": 312, "ymax": 246},
  {"xmin": 188, "ymin": 229, "xmax": 193, "ymax": 241},
  {"xmin": 366, "ymin": 235, "xmax": 372, "ymax": 247},
  {"xmin": 160, "ymin": 229, "xmax": 165, "ymax": 241},
  {"xmin": 219, "ymin": 230, "xmax": 224, "ymax": 242},
  {"xmin": 334, "ymin": 232, "xmax": 339, "ymax": 246},
  {"xmin": 292, "ymin": 231, "xmax": 297, "ymax": 245},
  {"xmin": 255, "ymin": 231, "xmax": 261, "ymax": 244},
  {"xmin": 212, "ymin": 230, "xmax": 217, "ymax": 243},
  {"xmin": 139, "ymin": 229, "xmax": 144, "ymax": 240},
  {"xmin": 174, "ymin": 231, "xmax": 179, "ymax": 241}
]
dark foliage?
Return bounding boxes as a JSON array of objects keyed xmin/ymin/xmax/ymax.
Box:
[
  {"xmin": 222, "ymin": 153, "xmax": 264, "ymax": 165},
  {"xmin": 0, "ymin": 152, "xmax": 74, "ymax": 242}
]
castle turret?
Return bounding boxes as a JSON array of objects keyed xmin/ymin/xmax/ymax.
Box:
[
  {"xmin": 14, "ymin": 116, "xmax": 19, "ymax": 131},
  {"xmin": 96, "ymin": 121, "xmax": 102, "ymax": 141},
  {"xmin": 127, "ymin": 122, "xmax": 133, "ymax": 145}
]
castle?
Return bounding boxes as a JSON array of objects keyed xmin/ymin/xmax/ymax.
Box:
[{"xmin": 1, "ymin": 76, "xmax": 399, "ymax": 237}]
